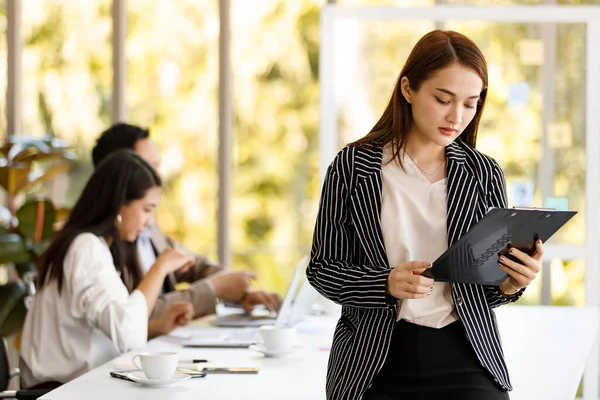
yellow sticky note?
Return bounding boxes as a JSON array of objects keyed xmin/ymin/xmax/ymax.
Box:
[
  {"xmin": 547, "ymin": 122, "xmax": 573, "ymax": 149},
  {"xmin": 519, "ymin": 39, "xmax": 544, "ymax": 66}
]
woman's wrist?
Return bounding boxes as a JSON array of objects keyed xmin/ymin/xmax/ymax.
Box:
[
  {"xmin": 499, "ymin": 280, "xmax": 521, "ymax": 297},
  {"xmin": 150, "ymin": 260, "xmax": 169, "ymax": 278}
]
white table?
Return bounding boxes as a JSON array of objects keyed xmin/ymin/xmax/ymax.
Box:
[
  {"xmin": 40, "ymin": 314, "xmax": 337, "ymax": 400},
  {"xmin": 496, "ymin": 305, "xmax": 598, "ymax": 400},
  {"xmin": 40, "ymin": 306, "xmax": 597, "ymax": 399}
]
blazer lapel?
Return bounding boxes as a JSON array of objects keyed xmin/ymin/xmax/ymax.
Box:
[
  {"xmin": 149, "ymin": 223, "xmax": 170, "ymax": 254},
  {"xmin": 445, "ymin": 141, "xmax": 481, "ymax": 246},
  {"xmin": 349, "ymin": 146, "xmax": 389, "ymax": 270}
]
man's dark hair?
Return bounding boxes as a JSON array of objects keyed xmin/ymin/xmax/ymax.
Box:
[{"xmin": 92, "ymin": 123, "xmax": 150, "ymax": 167}]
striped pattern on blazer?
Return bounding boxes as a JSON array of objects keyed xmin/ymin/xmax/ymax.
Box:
[{"xmin": 307, "ymin": 140, "xmax": 524, "ymax": 400}]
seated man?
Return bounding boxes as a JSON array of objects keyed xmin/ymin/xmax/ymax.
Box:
[{"xmin": 92, "ymin": 123, "xmax": 281, "ymax": 320}]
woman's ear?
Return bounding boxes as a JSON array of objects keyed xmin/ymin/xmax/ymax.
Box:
[{"xmin": 400, "ymin": 76, "xmax": 412, "ymax": 104}]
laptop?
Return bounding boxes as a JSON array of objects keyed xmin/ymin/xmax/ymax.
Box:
[
  {"xmin": 211, "ymin": 255, "xmax": 309, "ymax": 328},
  {"xmin": 182, "ymin": 256, "xmax": 314, "ymax": 348}
]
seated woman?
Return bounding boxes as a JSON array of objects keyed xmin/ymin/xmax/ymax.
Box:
[{"xmin": 19, "ymin": 150, "xmax": 195, "ymax": 388}]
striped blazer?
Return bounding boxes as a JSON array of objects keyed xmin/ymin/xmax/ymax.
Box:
[{"xmin": 307, "ymin": 140, "xmax": 525, "ymax": 400}]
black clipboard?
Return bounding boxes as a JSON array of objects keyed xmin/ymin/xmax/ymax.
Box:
[{"xmin": 421, "ymin": 207, "xmax": 577, "ymax": 286}]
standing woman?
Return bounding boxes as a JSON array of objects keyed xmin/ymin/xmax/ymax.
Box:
[
  {"xmin": 307, "ymin": 30, "xmax": 543, "ymax": 400},
  {"xmin": 20, "ymin": 150, "xmax": 195, "ymax": 388}
]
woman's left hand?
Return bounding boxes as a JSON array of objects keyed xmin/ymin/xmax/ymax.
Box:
[{"xmin": 498, "ymin": 239, "xmax": 544, "ymax": 293}]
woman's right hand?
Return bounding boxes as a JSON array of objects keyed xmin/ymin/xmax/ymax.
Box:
[
  {"xmin": 387, "ymin": 261, "xmax": 434, "ymax": 299},
  {"xmin": 154, "ymin": 248, "xmax": 195, "ymax": 275}
]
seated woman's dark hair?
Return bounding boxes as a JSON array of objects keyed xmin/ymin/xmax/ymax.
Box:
[{"xmin": 37, "ymin": 150, "xmax": 162, "ymax": 294}]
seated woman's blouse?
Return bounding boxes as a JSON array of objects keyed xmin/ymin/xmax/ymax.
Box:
[{"xmin": 20, "ymin": 233, "xmax": 148, "ymax": 387}]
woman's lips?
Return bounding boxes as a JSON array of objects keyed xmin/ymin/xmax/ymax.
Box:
[{"xmin": 439, "ymin": 127, "xmax": 457, "ymax": 136}]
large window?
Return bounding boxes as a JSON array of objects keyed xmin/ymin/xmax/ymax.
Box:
[
  {"xmin": 21, "ymin": 0, "xmax": 112, "ymax": 205},
  {"xmin": 332, "ymin": 19, "xmax": 590, "ymax": 306},
  {"xmin": 127, "ymin": 0, "xmax": 220, "ymax": 264},
  {"xmin": 321, "ymin": 6, "xmax": 600, "ymax": 398},
  {"xmin": 126, "ymin": 1, "xmax": 324, "ymax": 294},
  {"xmin": 230, "ymin": 1, "xmax": 323, "ymax": 292},
  {"xmin": 5, "ymin": 2, "xmax": 597, "ymax": 307}
]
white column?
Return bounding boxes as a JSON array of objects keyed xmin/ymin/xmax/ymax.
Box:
[
  {"xmin": 539, "ymin": 0, "xmax": 558, "ymax": 305},
  {"xmin": 319, "ymin": 5, "xmax": 338, "ymax": 185},
  {"xmin": 7, "ymin": 0, "xmax": 22, "ymax": 135},
  {"xmin": 583, "ymin": 20, "xmax": 600, "ymax": 400},
  {"xmin": 112, "ymin": 0, "xmax": 127, "ymax": 123},
  {"xmin": 218, "ymin": 0, "xmax": 232, "ymax": 268}
]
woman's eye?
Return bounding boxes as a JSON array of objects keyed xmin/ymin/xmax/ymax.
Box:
[
  {"xmin": 465, "ymin": 104, "xmax": 476, "ymax": 109},
  {"xmin": 435, "ymin": 97, "xmax": 450, "ymax": 105}
]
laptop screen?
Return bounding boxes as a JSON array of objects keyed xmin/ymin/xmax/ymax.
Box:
[{"xmin": 273, "ymin": 255, "xmax": 309, "ymax": 326}]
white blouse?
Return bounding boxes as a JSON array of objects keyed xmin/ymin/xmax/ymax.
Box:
[
  {"xmin": 20, "ymin": 233, "xmax": 148, "ymax": 387},
  {"xmin": 380, "ymin": 147, "xmax": 458, "ymax": 328}
]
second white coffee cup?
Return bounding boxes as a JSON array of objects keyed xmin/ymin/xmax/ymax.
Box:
[
  {"xmin": 132, "ymin": 351, "xmax": 178, "ymax": 380},
  {"xmin": 259, "ymin": 325, "xmax": 296, "ymax": 351}
]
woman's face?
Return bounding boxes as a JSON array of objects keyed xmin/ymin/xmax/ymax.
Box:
[
  {"xmin": 117, "ymin": 186, "xmax": 162, "ymax": 242},
  {"xmin": 401, "ymin": 63, "xmax": 483, "ymax": 148}
]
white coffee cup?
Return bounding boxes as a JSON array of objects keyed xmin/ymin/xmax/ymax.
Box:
[
  {"xmin": 132, "ymin": 352, "xmax": 178, "ymax": 380},
  {"xmin": 259, "ymin": 325, "xmax": 296, "ymax": 351}
]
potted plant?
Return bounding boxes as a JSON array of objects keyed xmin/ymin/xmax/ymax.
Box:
[{"xmin": 0, "ymin": 135, "xmax": 74, "ymax": 337}]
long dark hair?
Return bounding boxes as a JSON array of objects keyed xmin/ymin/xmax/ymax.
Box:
[
  {"xmin": 351, "ymin": 30, "xmax": 488, "ymax": 162},
  {"xmin": 37, "ymin": 150, "xmax": 162, "ymax": 294}
]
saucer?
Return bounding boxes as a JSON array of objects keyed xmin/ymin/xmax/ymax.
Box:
[
  {"xmin": 249, "ymin": 343, "xmax": 303, "ymax": 357},
  {"xmin": 127, "ymin": 371, "xmax": 191, "ymax": 387}
]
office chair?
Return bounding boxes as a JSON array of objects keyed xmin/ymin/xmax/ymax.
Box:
[
  {"xmin": 0, "ymin": 279, "xmax": 50, "ymax": 399},
  {"xmin": 1, "ymin": 333, "xmax": 50, "ymax": 399}
]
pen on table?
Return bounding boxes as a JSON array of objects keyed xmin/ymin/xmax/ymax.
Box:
[{"xmin": 179, "ymin": 359, "xmax": 209, "ymax": 363}]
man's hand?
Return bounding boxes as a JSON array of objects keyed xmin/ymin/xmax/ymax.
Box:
[
  {"xmin": 208, "ymin": 271, "xmax": 257, "ymax": 302},
  {"xmin": 241, "ymin": 291, "xmax": 283, "ymax": 313},
  {"xmin": 148, "ymin": 301, "xmax": 194, "ymax": 338}
]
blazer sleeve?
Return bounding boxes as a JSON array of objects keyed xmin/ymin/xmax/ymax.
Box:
[
  {"xmin": 66, "ymin": 234, "xmax": 148, "ymax": 353},
  {"xmin": 151, "ymin": 279, "xmax": 217, "ymax": 320},
  {"xmin": 307, "ymin": 149, "xmax": 395, "ymax": 309},
  {"xmin": 484, "ymin": 161, "xmax": 526, "ymax": 308}
]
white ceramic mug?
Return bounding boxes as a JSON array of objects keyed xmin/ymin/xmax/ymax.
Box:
[
  {"xmin": 259, "ymin": 325, "xmax": 296, "ymax": 351},
  {"xmin": 132, "ymin": 351, "xmax": 178, "ymax": 380}
]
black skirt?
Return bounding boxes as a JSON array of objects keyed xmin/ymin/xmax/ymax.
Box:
[{"xmin": 363, "ymin": 319, "xmax": 510, "ymax": 400}]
